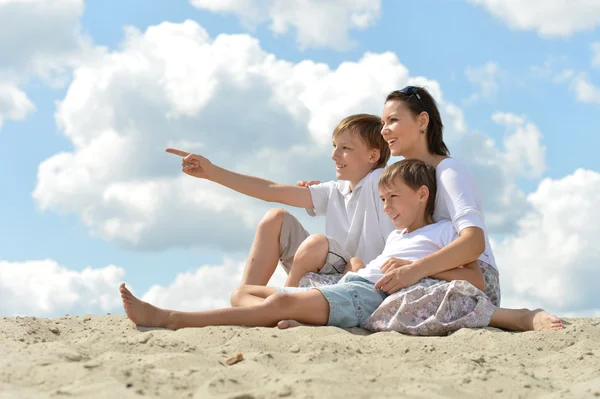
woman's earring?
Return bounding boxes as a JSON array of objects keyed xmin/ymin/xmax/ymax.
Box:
[{"xmin": 420, "ymin": 129, "xmax": 425, "ymax": 134}]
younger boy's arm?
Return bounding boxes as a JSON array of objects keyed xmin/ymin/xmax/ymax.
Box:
[
  {"xmin": 430, "ymin": 261, "xmax": 485, "ymax": 291},
  {"xmin": 166, "ymin": 148, "xmax": 314, "ymax": 209}
]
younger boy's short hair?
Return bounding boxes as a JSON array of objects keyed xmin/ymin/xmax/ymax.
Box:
[
  {"xmin": 378, "ymin": 159, "xmax": 437, "ymax": 218},
  {"xmin": 332, "ymin": 114, "xmax": 391, "ymax": 169}
]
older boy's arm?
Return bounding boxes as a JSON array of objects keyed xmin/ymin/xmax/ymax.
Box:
[
  {"xmin": 166, "ymin": 148, "xmax": 314, "ymax": 209},
  {"xmin": 430, "ymin": 261, "xmax": 485, "ymax": 291},
  {"xmin": 343, "ymin": 257, "xmax": 366, "ymax": 275},
  {"xmin": 210, "ymin": 165, "xmax": 314, "ymax": 208}
]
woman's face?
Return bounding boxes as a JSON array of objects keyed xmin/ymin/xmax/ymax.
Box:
[{"xmin": 381, "ymin": 100, "xmax": 423, "ymax": 157}]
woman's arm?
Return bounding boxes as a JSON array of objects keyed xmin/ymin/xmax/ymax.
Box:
[
  {"xmin": 409, "ymin": 160, "xmax": 487, "ymax": 279},
  {"xmin": 411, "ymin": 226, "xmax": 485, "ymax": 280},
  {"xmin": 430, "ymin": 261, "xmax": 485, "ymax": 291}
]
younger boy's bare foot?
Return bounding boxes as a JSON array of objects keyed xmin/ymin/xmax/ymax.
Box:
[
  {"xmin": 277, "ymin": 319, "xmax": 307, "ymax": 329},
  {"xmin": 120, "ymin": 283, "xmax": 176, "ymax": 330},
  {"xmin": 529, "ymin": 309, "xmax": 564, "ymax": 331}
]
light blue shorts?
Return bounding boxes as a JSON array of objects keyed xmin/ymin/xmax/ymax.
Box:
[{"xmin": 277, "ymin": 273, "xmax": 387, "ymax": 328}]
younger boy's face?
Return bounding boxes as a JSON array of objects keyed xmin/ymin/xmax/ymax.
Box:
[
  {"xmin": 331, "ymin": 130, "xmax": 378, "ymax": 184},
  {"xmin": 379, "ymin": 178, "xmax": 427, "ymax": 232}
]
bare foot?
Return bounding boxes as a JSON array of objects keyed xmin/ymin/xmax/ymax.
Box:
[
  {"xmin": 529, "ymin": 309, "xmax": 564, "ymax": 331},
  {"xmin": 119, "ymin": 283, "xmax": 176, "ymax": 330},
  {"xmin": 277, "ymin": 319, "xmax": 308, "ymax": 329}
]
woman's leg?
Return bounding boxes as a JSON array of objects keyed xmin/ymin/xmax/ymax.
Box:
[
  {"xmin": 285, "ymin": 234, "xmax": 329, "ymax": 287},
  {"xmin": 120, "ymin": 283, "xmax": 329, "ymax": 330},
  {"xmin": 230, "ymin": 284, "xmax": 282, "ymax": 307},
  {"xmin": 489, "ymin": 308, "xmax": 563, "ymax": 331}
]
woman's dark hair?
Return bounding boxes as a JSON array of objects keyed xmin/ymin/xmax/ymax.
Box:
[{"xmin": 385, "ymin": 86, "xmax": 450, "ymax": 156}]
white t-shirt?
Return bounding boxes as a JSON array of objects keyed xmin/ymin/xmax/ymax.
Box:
[
  {"xmin": 306, "ymin": 168, "xmax": 395, "ymax": 264},
  {"xmin": 433, "ymin": 158, "xmax": 497, "ymax": 270},
  {"xmin": 357, "ymin": 220, "xmax": 457, "ymax": 283}
]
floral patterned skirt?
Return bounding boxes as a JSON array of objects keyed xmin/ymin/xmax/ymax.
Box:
[{"xmin": 298, "ymin": 261, "xmax": 500, "ymax": 336}]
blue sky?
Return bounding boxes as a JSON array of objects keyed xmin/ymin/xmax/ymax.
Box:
[{"xmin": 1, "ymin": 0, "xmax": 599, "ymax": 317}]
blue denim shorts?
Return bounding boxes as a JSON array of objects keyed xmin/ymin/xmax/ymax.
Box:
[{"xmin": 277, "ymin": 273, "xmax": 387, "ymax": 328}]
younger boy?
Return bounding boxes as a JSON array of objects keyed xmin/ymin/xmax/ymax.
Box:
[
  {"xmin": 119, "ymin": 159, "xmax": 484, "ymax": 330},
  {"xmin": 166, "ymin": 114, "xmax": 395, "ymax": 303}
]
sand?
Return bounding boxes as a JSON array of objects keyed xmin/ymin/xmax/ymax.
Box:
[{"xmin": 1, "ymin": 315, "xmax": 599, "ymax": 399}]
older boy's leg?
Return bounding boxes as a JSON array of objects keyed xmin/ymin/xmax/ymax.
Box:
[
  {"xmin": 284, "ymin": 234, "xmax": 329, "ymax": 287},
  {"xmin": 120, "ymin": 283, "xmax": 329, "ymax": 330},
  {"xmin": 238, "ymin": 208, "xmax": 287, "ymax": 287},
  {"xmin": 234, "ymin": 209, "xmax": 309, "ymax": 302}
]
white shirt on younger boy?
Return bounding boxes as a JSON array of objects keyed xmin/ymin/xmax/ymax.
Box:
[{"xmin": 357, "ymin": 220, "xmax": 457, "ymax": 284}]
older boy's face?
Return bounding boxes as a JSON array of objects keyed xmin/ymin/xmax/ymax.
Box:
[
  {"xmin": 331, "ymin": 130, "xmax": 377, "ymax": 184},
  {"xmin": 379, "ymin": 179, "xmax": 426, "ymax": 232}
]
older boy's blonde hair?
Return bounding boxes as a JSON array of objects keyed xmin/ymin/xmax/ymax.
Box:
[
  {"xmin": 332, "ymin": 114, "xmax": 391, "ymax": 169},
  {"xmin": 379, "ymin": 159, "xmax": 437, "ymax": 218}
]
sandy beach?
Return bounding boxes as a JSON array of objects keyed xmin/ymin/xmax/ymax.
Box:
[{"xmin": 1, "ymin": 315, "xmax": 599, "ymax": 398}]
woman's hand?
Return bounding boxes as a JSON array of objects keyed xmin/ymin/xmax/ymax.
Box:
[
  {"xmin": 166, "ymin": 148, "xmax": 214, "ymax": 180},
  {"xmin": 380, "ymin": 258, "xmax": 413, "ymax": 273},
  {"xmin": 375, "ymin": 264, "xmax": 422, "ymax": 294}
]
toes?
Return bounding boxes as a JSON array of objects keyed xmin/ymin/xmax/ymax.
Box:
[{"xmin": 277, "ymin": 320, "xmax": 290, "ymax": 329}]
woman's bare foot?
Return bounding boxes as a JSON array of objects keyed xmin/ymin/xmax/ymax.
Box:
[
  {"xmin": 490, "ymin": 308, "xmax": 564, "ymax": 332},
  {"xmin": 277, "ymin": 319, "xmax": 308, "ymax": 329},
  {"xmin": 529, "ymin": 309, "xmax": 564, "ymax": 331},
  {"xmin": 120, "ymin": 283, "xmax": 176, "ymax": 329}
]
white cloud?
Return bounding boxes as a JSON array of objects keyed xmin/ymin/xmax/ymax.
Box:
[
  {"xmin": 33, "ymin": 20, "xmax": 534, "ymax": 255},
  {"xmin": 0, "ymin": 260, "xmax": 124, "ymax": 317},
  {"xmin": 552, "ymin": 69, "xmax": 575, "ymax": 84},
  {"xmin": 495, "ymin": 169, "xmax": 600, "ymax": 316},
  {"xmin": 492, "ymin": 112, "xmax": 546, "ymax": 179},
  {"xmin": 570, "ymin": 74, "xmax": 600, "ymax": 104},
  {"xmin": 465, "ymin": 62, "xmax": 501, "ymax": 103},
  {"xmin": 0, "ymin": 82, "xmax": 35, "ymax": 128},
  {"xmin": 592, "ymin": 42, "xmax": 600, "ymax": 68},
  {"xmin": 31, "ymin": 21, "xmax": 407, "ymax": 252},
  {"xmin": 0, "ymin": 0, "xmax": 99, "ymax": 129},
  {"xmin": 469, "ymin": 0, "xmax": 600, "ymax": 38},
  {"xmin": 189, "ymin": 0, "xmax": 381, "ymax": 50}
]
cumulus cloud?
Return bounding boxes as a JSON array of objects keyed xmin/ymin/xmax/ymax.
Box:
[
  {"xmin": 469, "ymin": 0, "xmax": 600, "ymax": 38},
  {"xmin": 0, "ymin": 260, "xmax": 124, "ymax": 317},
  {"xmin": 591, "ymin": 42, "xmax": 600, "ymax": 68},
  {"xmin": 494, "ymin": 169, "xmax": 600, "ymax": 316},
  {"xmin": 492, "ymin": 112, "xmax": 546, "ymax": 179},
  {"xmin": 464, "ymin": 62, "xmax": 501, "ymax": 103},
  {"xmin": 570, "ymin": 74, "xmax": 600, "ymax": 104},
  {"xmin": 33, "ymin": 20, "xmax": 537, "ymax": 255},
  {"xmin": 0, "ymin": 82, "xmax": 35, "ymax": 128},
  {"xmin": 189, "ymin": 0, "xmax": 381, "ymax": 50},
  {"xmin": 0, "ymin": 0, "xmax": 99, "ymax": 128}
]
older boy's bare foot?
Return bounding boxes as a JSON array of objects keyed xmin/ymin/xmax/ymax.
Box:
[
  {"xmin": 529, "ymin": 309, "xmax": 563, "ymax": 331},
  {"xmin": 119, "ymin": 283, "xmax": 176, "ymax": 330},
  {"xmin": 277, "ymin": 319, "xmax": 307, "ymax": 329}
]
